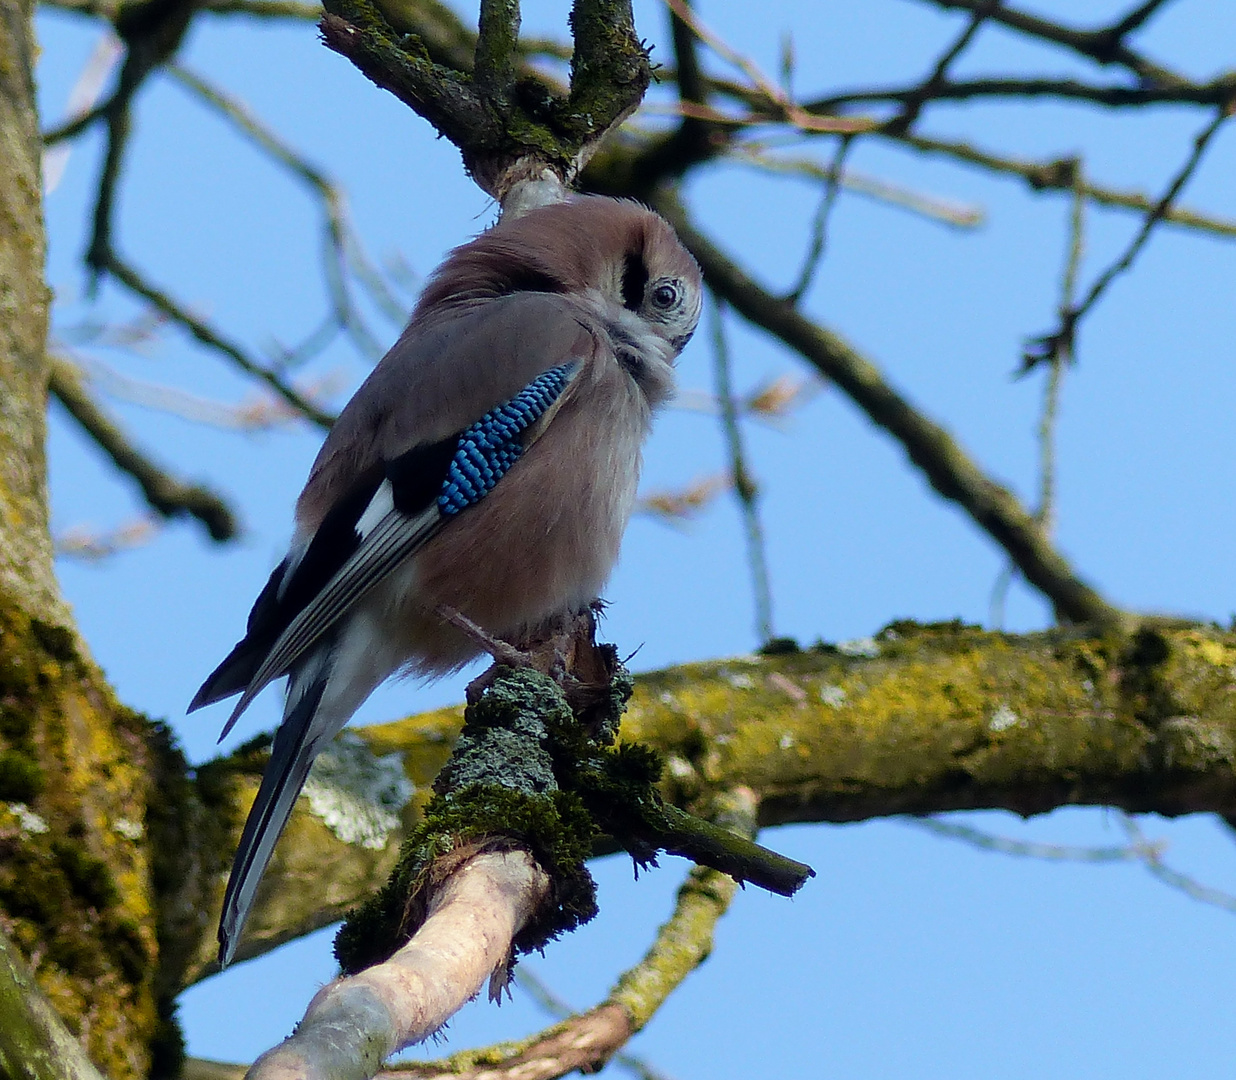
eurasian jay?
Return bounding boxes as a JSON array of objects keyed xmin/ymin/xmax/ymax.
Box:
[{"xmin": 190, "ymin": 196, "xmax": 703, "ymax": 967}]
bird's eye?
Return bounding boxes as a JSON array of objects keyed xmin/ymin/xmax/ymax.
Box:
[{"xmin": 651, "ymin": 282, "xmax": 680, "ymax": 309}]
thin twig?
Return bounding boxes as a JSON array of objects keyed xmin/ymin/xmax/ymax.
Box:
[
  {"xmin": 639, "ymin": 98, "xmax": 875, "ymax": 136},
  {"xmin": 710, "ymin": 295, "xmax": 775, "ymax": 644},
  {"xmin": 1037, "ymin": 162, "xmax": 1086, "ymax": 535},
  {"xmin": 992, "ymin": 158, "xmax": 1086, "ymax": 627},
  {"xmin": 727, "ymin": 146, "xmax": 984, "ymax": 229},
  {"xmin": 1104, "ymin": 0, "xmax": 1174, "ymax": 40},
  {"xmin": 165, "ymin": 63, "xmax": 399, "ymax": 356},
  {"xmin": 784, "ymin": 135, "xmax": 852, "ymax": 303},
  {"xmin": 655, "ymin": 191, "xmax": 1128, "ymax": 628},
  {"xmin": 884, "ymin": 0, "xmax": 1000, "ymax": 134},
  {"xmin": 914, "ymin": 0, "xmax": 1186, "ymax": 87},
  {"xmin": 809, "ymin": 74, "xmax": 1236, "ymax": 113},
  {"xmin": 101, "ymin": 252, "xmax": 336, "ymax": 428},
  {"xmin": 1064, "ymin": 107, "xmax": 1230, "ymax": 338},
  {"xmin": 1119, "ymin": 814, "xmax": 1236, "ymax": 914},
  {"xmin": 907, "ymin": 816, "xmax": 1158, "ymax": 862},
  {"xmin": 659, "ymin": 0, "xmax": 876, "ymax": 136},
  {"xmin": 42, "ymin": 101, "xmax": 110, "ymax": 145},
  {"xmin": 49, "ymin": 354, "xmax": 239, "ymax": 541},
  {"xmin": 889, "ymin": 131, "xmax": 1236, "ymax": 239},
  {"xmin": 203, "ymin": 0, "xmax": 321, "ymax": 15},
  {"xmin": 514, "ymin": 969, "xmax": 677, "ymax": 1080}
]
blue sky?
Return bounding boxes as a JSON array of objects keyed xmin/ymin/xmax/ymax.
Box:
[{"xmin": 32, "ymin": 1, "xmax": 1236, "ymax": 1075}]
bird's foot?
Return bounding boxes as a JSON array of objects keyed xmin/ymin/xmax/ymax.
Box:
[{"xmin": 434, "ymin": 604, "xmax": 532, "ymax": 669}]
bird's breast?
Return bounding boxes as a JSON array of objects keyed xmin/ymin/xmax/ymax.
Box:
[{"xmin": 376, "ymin": 362, "xmax": 649, "ymax": 674}]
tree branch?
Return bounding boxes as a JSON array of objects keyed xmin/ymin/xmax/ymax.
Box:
[
  {"xmin": 915, "ymin": 0, "xmax": 1187, "ymax": 87},
  {"xmin": 100, "ymin": 252, "xmax": 336, "ymax": 428},
  {"xmin": 0, "ymin": 927, "xmax": 108, "ymax": 1080},
  {"xmin": 889, "ymin": 131, "xmax": 1236, "ymax": 239},
  {"xmin": 383, "ymin": 794, "xmax": 751, "ymax": 1080},
  {"xmin": 810, "ymin": 74, "xmax": 1236, "ymax": 113},
  {"xmin": 49, "ymin": 355, "xmax": 238, "ymax": 541},
  {"xmin": 247, "ymin": 851, "xmax": 550, "ymax": 1080},
  {"xmin": 648, "ymin": 192, "xmax": 1127, "ymax": 628},
  {"xmin": 165, "ymin": 621, "xmax": 1236, "ymax": 987}
]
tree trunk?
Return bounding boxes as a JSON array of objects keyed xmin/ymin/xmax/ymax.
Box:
[{"xmin": 0, "ymin": 4, "xmax": 160, "ymax": 1075}]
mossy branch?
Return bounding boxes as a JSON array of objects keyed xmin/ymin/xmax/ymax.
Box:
[
  {"xmin": 383, "ymin": 792, "xmax": 756, "ymax": 1080},
  {"xmin": 333, "ymin": 662, "xmax": 810, "ymax": 976},
  {"xmin": 169, "ymin": 620, "xmax": 1236, "ymax": 988},
  {"xmin": 651, "ymin": 803, "xmax": 812, "ymax": 896},
  {"xmin": 474, "ymin": 0, "xmax": 520, "ymax": 102},
  {"xmin": 49, "ymin": 356, "xmax": 238, "ymax": 542},
  {"xmin": 0, "ymin": 928, "xmax": 108, "ymax": 1080}
]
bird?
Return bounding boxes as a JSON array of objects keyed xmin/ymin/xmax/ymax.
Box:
[{"xmin": 189, "ymin": 195, "xmax": 703, "ymax": 967}]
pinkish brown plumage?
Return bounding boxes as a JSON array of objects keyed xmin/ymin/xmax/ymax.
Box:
[{"xmin": 190, "ymin": 196, "xmax": 702, "ymax": 966}]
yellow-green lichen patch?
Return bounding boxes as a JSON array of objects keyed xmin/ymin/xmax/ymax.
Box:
[
  {"xmin": 0, "ymin": 604, "xmax": 157, "ymax": 1080},
  {"xmin": 619, "ymin": 622, "xmax": 1236, "ymax": 820}
]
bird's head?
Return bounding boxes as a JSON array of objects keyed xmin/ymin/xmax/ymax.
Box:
[{"xmin": 415, "ymin": 196, "xmax": 703, "ymax": 369}]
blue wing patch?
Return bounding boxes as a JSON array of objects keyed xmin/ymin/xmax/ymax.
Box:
[{"xmin": 439, "ymin": 362, "xmax": 577, "ymax": 515}]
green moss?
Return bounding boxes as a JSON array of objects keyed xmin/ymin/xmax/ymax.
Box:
[
  {"xmin": 0, "ymin": 748, "xmax": 43, "ymax": 800},
  {"xmin": 335, "ymin": 784, "xmax": 598, "ymax": 973},
  {"xmin": 0, "ymin": 601, "xmax": 158, "ymax": 1079},
  {"xmin": 337, "ymin": 666, "xmax": 657, "ymax": 972}
]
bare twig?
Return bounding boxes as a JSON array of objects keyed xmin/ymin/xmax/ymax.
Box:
[
  {"xmin": 49, "ymin": 354, "xmax": 238, "ymax": 541},
  {"xmin": 1120, "ymin": 814, "xmax": 1236, "ymax": 914},
  {"xmin": 165, "ymin": 63, "xmax": 398, "ymax": 355},
  {"xmin": 1104, "ymin": 0, "xmax": 1174, "ymax": 41},
  {"xmin": 883, "ymin": 0, "xmax": 1000, "ymax": 134},
  {"xmin": 660, "ymin": 0, "xmax": 876, "ymax": 136},
  {"xmin": 203, "ymin": 0, "xmax": 320, "ymax": 15},
  {"xmin": 907, "ymin": 815, "xmax": 1158, "ymax": 862},
  {"xmin": 100, "ymin": 252, "xmax": 336, "ymax": 428},
  {"xmin": 636, "ymin": 472, "xmax": 729, "ymax": 528},
  {"xmin": 1060, "ymin": 108, "xmax": 1230, "ymax": 348},
  {"xmin": 784, "ymin": 135, "xmax": 852, "ymax": 303},
  {"xmin": 889, "ymin": 131, "xmax": 1236, "ymax": 238},
  {"xmin": 75, "ymin": 355, "xmax": 319, "ymax": 430},
  {"xmin": 55, "ymin": 515, "xmax": 160, "ymax": 561},
  {"xmin": 654, "ymin": 192, "xmax": 1128, "ymax": 628},
  {"xmin": 810, "ymin": 74, "xmax": 1236, "ymax": 113},
  {"xmin": 1022, "ymin": 108, "xmax": 1230, "ymax": 375},
  {"xmin": 1037, "ymin": 163, "xmax": 1086, "ymax": 535},
  {"xmin": 514, "ymin": 969, "xmax": 676, "ymax": 1080},
  {"xmin": 727, "ymin": 146, "xmax": 984, "ymax": 229},
  {"xmin": 709, "ymin": 296, "xmax": 774, "ymax": 644},
  {"xmin": 991, "ymin": 158, "xmax": 1085, "ymax": 626},
  {"xmin": 915, "ymin": 0, "xmax": 1187, "ymax": 87}
]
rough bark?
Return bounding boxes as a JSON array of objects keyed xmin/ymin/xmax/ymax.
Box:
[
  {"xmin": 0, "ymin": 3, "xmax": 160, "ymax": 1075},
  {"xmin": 169, "ymin": 620, "xmax": 1236, "ymax": 986}
]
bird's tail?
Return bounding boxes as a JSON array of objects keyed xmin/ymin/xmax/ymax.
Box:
[{"xmin": 217, "ymin": 663, "xmax": 330, "ymax": 968}]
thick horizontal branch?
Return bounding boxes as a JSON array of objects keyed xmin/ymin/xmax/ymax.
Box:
[
  {"xmin": 649, "ymin": 192, "xmax": 1126, "ymax": 628},
  {"xmin": 171, "ymin": 622, "xmax": 1236, "ymax": 983}
]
